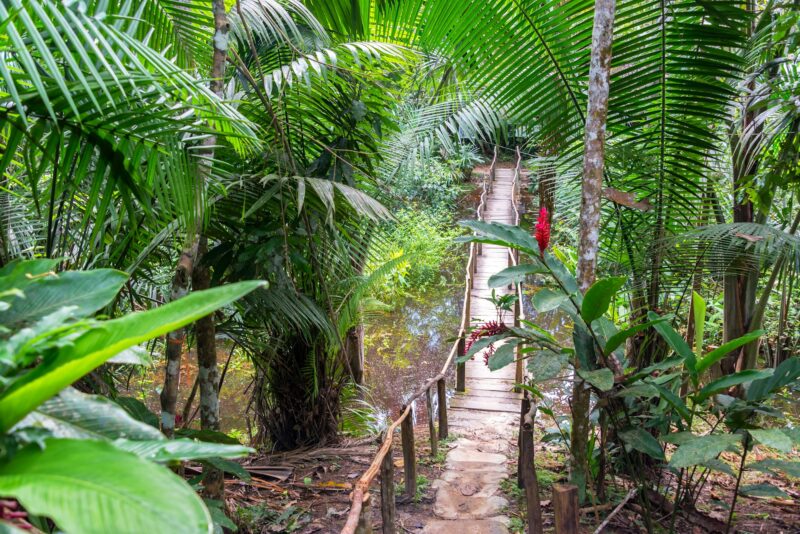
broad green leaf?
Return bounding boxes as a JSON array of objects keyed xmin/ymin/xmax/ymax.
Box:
[
  {"xmin": 603, "ymin": 319, "xmax": 670, "ymax": 355},
  {"xmin": 748, "ymin": 429, "xmax": 793, "ymax": 453},
  {"xmin": 487, "ymin": 341, "xmax": 519, "ymax": 371},
  {"xmin": 0, "ymin": 522, "xmax": 28, "ymax": 534},
  {"xmin": 458, "ymin": 220, "xmax": 540, "ymax": 256},
  {"xmin": 543, "ymin": 252, "xmax": 578, "ymax": 295},
  {"xmin": 17, "ymin": 388, "xmax": 163, "ymax": 441},
  {"xmin": 0, "ymin": 281, "xmax": 265, "ymax": 432},
  {"xmin": 696, "ymin": 369, "xmax": 774, "ymax": 402},
  {"xmin": 653, "ymin": 383, "xmax": 692, "ymax": 423},
  {"xmin": 747, "ymin": 357, "xmax": 800, "ymax": 401},
  {"xmin": 691, "ymin": 292, "xmax": 705, "ymax": 357},
  {"xmin": 457, "ymin": 332, "xmax": 510, "ymax": 363},
  {"xmin": 648, "ymin": 311, "xmax": 697, "ymax": 373},
  {"xmin": 0, "ymin": 269, "xmax": 128, "ymax": 330},
  {"xmin": 747, "ymin": 459, "xmax": 800, "ymax": 478},
  {"xmin": 619, "ymin": 428, "xmax": 665, "ymax": 460},
  {"xmin": 615, "ymin": 383, "xmax": 659, "ymax": 399},
  {"xmin": 112, "ymin": 439, "xmax": 252, "ymax": 463},
  {"xmin": 202, "ymin": 457, "xmax": 251, "ymax": 481},
  {"xmin": 488, "ymin": 264, "xmax": 546, "ymax": 288},
  {"xmin": 660, "ymin": 432, "xmax": 697, "ymax": 446},
  {"xmin": 581, "ymin": 276, "xmax": 626, "ymax": 323},
  {"xmin": 626, "ymin": 356, "xmax": 683, "ymax": 383},
  {"xmin": 695, "ymin": 330, "xmax": 765, "ymax": 375},
  {"xmin": 532, "ymin": 288, "xmax": 567, "ymax": 312},
  {"xmin": 0, "ymin": 439, "xmax": 212, "ymax": 534},
  {"xmin": 577, "ymin": 368, "xmax": 614, "ymax": 392},
  {"xmin": 0, "ymin": 259, "xmax": 60, "ymax": 294},
  {"xmin": 116, "ymin": 397, "xmax": 159, "ymax": 428},
  {"xmin": 669, "ymin": 434, "xmax": 742, "ymax": 469},
  {"xmin": 176, "ymin": 428, "xmax": 243, "ymax": 445},
  {"xmin": 700, "ymin": 458, "xmax": 735, "ymax": 477},
  {"xmin": 527, "ymin": 349, "xmax": 568, "ymax": 382},
  {"xmin": 740, "ymin": 484, "xmax": 789, "ymax": 499}
]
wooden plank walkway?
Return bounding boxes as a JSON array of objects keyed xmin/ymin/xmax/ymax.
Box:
[{"xmin": 423, "ymin": 167, "xmax": 522, "ymax": 534}]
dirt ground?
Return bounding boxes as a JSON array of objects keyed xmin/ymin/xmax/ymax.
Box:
[{"xmin": 223, "ymin": 423, "xmax": 800, "ymax": 533}]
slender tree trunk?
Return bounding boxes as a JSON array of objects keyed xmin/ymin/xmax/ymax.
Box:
[
  {"xmin": 570, "ymin": 0, "xmax": 616, "ymax": 504},
  {"xmin": 192, "ymin": 0, "xmax": 231, "ymax": 501},
  {"xmin": 160, "ymin": 248, "xmax": 194, "ymax": 437}
]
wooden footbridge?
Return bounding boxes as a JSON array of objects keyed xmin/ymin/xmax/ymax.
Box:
[{"xmin": 341, "ymin": 148, "xmax": 577, "ymax": 534}]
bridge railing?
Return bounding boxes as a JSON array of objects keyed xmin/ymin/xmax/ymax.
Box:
[{"xmin": 340, "ymin": 147, "xmax": 499, "ymax": 534}]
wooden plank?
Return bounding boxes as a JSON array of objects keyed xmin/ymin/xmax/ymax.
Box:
[
  {"xmin": 379, "ymin": 443, "xmax": 395, "ymax": 534},
  {"xmin": 400, "ymin": 407, "xmax": 416, "ymax": 499}
]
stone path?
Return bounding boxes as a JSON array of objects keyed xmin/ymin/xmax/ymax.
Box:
[{"xmin": 423, "ymin": 167, "xmax": 521, "ymax": 534}]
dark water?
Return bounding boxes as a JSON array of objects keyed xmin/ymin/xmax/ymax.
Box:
[{"xmin": 361, "ymin": 287, "xmax": 462, "ymax": 427}]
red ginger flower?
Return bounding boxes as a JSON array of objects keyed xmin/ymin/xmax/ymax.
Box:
[
  {"xmin": 466, "ymin": 320, "xmax": 508, "ymax": 366},
  {"xmin": 534, "ymin": 206, "xmax": 550, "ymax": 256}
]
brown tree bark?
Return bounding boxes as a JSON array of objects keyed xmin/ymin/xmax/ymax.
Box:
[
  {"xmin": 160, "ymin": 248, "xmax": 194, "ymax": 437},
  {"xmin": 193, "ymin": 0, "xmax": 230, "ymax": 501},
  {"xmin": 570, "ymin": 0, "xmax": 616, "ymax": 504}
]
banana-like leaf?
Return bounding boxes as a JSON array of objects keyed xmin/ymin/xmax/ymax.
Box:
[
  {"xmin": 0, "ymin": 281, "xmax": 265, "ymax": 432},
  {"xmin": 111, "ymin": 439, "xmax": 252, "ymax": 463},
  {"xmin": 0, "ymin": 439, "xmax": 212, "ymax": 534}
]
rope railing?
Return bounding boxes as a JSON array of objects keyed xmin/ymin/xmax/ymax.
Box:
[{"xmin": 340, "ymin": 146, "xmax": 499, "ymax": 534}]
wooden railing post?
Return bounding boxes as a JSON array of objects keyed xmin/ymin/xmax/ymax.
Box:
[
  {"xmin": 553, "ymin": 484, "xmax": 579, "ymax": 534},
  {"xmin": 400, "ymin": 407, "xmax": 417, "ymax": 500},
  {"xmin": 379, "ymin": 441, "xmax": 395, "ymax": 534},
  {"xmin": 514, "ymin": 296, "xmax": 523, "ymax": 388},
  {"xmin": 437, "ymin": 378, "xmax": 448, "ymax": 439},
  {"xmin": 356, "ymin": 493, "xmax": 373, "ymax": 534},
  {"xmin": 520, "ymin": 398, "xmax": 543, "ymax": 534},
  {"xmin": 425, "ymin": 387, "xmax": 438, "ymax": 457},
  {"xmin": 456, "ymin": 337, "xmax": 466, "ymax": 392}
]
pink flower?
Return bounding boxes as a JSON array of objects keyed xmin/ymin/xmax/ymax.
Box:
[{"xmin": 534, "ymin": 206, "xmax": 550, "ymax": 256}]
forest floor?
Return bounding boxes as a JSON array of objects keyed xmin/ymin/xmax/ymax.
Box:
[{"xmin": 224, "ymin": 420, "xmax": 800, "ymax": 533}]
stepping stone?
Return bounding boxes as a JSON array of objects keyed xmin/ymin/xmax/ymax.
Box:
[
  {"xmin": 422, "ymin": 519, "xmax": 509, "ymax": 534},
  {"xmin": 432, "ymin": 481, "xmax": 508, "ymax": 519}
]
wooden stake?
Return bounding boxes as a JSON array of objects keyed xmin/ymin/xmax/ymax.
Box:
[
  {"xmin": 400, "ymin": 407, "xmax": 416, "ymax": 499},
  {"xmin": 425, "ymin": 388, "xmax": 438, "ymax": 457},
  {"xmin": 456, "ymin": 338, "xmax": 466, "ymax": 392},
  {"xmin": 521, "ymin": 402, "xmax": 543, "ymax": 534},
  {"xmin": 379, "ymin": 442, "xmax": 395, "ymax": 534},
  {"xmin": 356, "ymin": 493, "xmax": 372, "ymax": 534},
  {"xmin": 554, "ymin": 484, "xmax": 579, "ymax": 534},
  {"xmin": 437, "ymin": 378, "xmax": 448, "ymax": 440}
]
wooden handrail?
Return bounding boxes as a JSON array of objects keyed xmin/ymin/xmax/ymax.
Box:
[{"xmin": 340, "ymin": 148, "xmax": 499, "ymax": 534}]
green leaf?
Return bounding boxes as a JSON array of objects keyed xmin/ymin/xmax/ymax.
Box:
[
  {"xmin": 669, "ymin": 434, "xmax": 742, "ymax": 469},
  {"xmin": 202, "ymin": 457, "xmax": 251, "ymax": 481},
  {"xmin": 458, "ymin": 220, "xmax": 540, "ymax": 257},
  {"xmin": 115, "ymin": 397, "xmax": 159, "ymax": 429},
  {"xmin": 747, "ymin": 459, "xmax": 800, "ymax": 478},
  {"xmin": 577, "ymin": 368, "xmax": 614, "ymax": 392},
  {"xmin": 604, "ymin": 317, "xmax": 668, "ymax": 354},
  {"xmin": 748, "ymin": 429, "xmax": 793, "ymax": 453},
  {"xmin": 175, "ymin": 429, "xmax": 243, "ymax": 445},
  {"xmin": 0, "ymin": 269, "xmax": 128, "ymax": 330},
  {"xmin": 615, "ymin": 383, "xmax": 660, "ymax": 399},
  {"xmin": 700, "ymin": 458, "xmax": 735, "ymax": 477},
  {"xmin": 488, "ymin": 264, "xmax": 546, "ymax": 288},
  {"xmin": 653, "ymin": 383, "xmax": 692, "ymax": 423},
  {"xmin": 457, "ymin": 332, "xmax": 510, "ymax": 363},
  {"xmin": 0, "ymin": 439, "xmax": 212, "ymax": 534},
  {"xmin": 619, "ymin": 428, "xmax": 665, "ymax": 460},
  {"xmin": 527, "ymin": 349, "xmax": 568, "ymax": 382},
  {"xmin": 112, "ymin": 439, "xmax": 252, "ymax": 463},
  {"xmin": 740, "ymin": 484, "xmax": 789, "ymax": 499},
  {"xmin": 487, "ymin": 341, "xmax": 518, "ymax": 371},
  {"xmin": 696, "ymin": 369, "xmax": 774, "ymax": 402},
  {"xmin": 695, "ymin": 330, "xmax": 765, "ymax": 375},
  {"xmin": 660, "ymin": 432, "xmax": 697, "ymax": 446},
  {"xmin": 747, "ymin": 357, "xmax": 800, "ymax": 401},
  {"xmin": 648, "ymin": 311, "xmax": 697, "ymax": 373},
  {"xmin": 0, "ymin": 280, "xmax": 265, "ymax": 432},
  {"xmin": 581, "ymin": 276, "xmax": 626, "ymax": 323},
  {"xmin": 532, "ymin": 288, "xmax": 567, "ymax": 312},
  {"xmin": 18, "ymin": 388, "xmax": 163, "ymax": 441}
]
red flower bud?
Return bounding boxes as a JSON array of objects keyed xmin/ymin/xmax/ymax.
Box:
[{"xmin": 534, "ymin": 206, "xmax": 550, "ymax": 256}]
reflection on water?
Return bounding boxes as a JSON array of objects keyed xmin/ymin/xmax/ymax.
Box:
[{"xmin": 362, "ymin": 287, "xmax": 462, "ymax": 426}]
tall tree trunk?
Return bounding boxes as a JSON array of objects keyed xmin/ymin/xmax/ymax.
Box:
[
  {"xmin": 192, "ymin": 0, "xmax": 230, "ymax": 501},
  {"xmin": 570, "ymin": 0, "xmax": 616, "ymax": 504},
  {"xmin": 159, "ymin": 248, "xmax": 194, "ymax": 437}
]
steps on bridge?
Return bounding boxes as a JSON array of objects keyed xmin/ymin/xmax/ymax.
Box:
[{"xmin": 423, "ymin": 167, "xmax": 522, "ymax": 534}]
